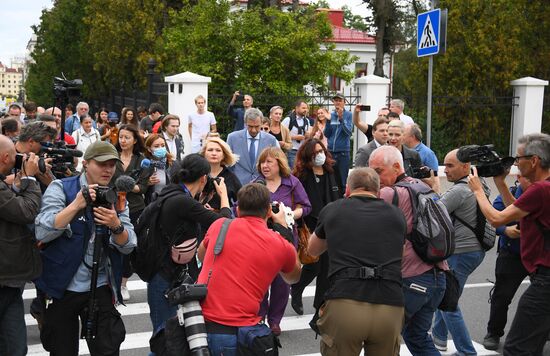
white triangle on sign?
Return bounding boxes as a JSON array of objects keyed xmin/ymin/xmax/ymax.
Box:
[{"xmin": 419, "ymin": 15, "xmax": 437, "ymax": 49}]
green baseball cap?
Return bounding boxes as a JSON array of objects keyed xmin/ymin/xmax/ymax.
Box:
[{"xmin": 83, "ymin": 141, "xmax": 121, "ymax": 162}]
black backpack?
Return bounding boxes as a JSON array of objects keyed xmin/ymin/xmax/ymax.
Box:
[
  {"xmin": 392, "ymin": 179, "xmax": 455, "ymax": 263},
  {"xmin": 130, "ymin": 190, "xmax": 182, "ymax": 282},
  {"xmin": 452, "ymin": 182, "xmax": 496, "ymax": 251},
  {"xmin": 287, "ymin": 113, "xmax": 309, "ymax": 136}
]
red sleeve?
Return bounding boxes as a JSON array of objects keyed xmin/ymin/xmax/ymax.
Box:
[
  {"xmin": 514, "ymin": 181, "xmax": 547, "ymax": 216},
  {"xmin": 153, "ymin": 121, "xmax": 162, "ymax": 133},
  {"xmin": 279, "ymin": 238, "xmax": 297, "ymax": 273},
  {"xmin": 64, "ymin": 133, "xmax": 76, "ymax": 145}
]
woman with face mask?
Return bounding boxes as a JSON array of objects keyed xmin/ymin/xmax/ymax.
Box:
[
  {"xmin": 112, "ymin": 124, "xmax": 152, "ymax": 301},
  {"xmin": 143, "ymin": 133, "xmax": 174, "ymax": 203},
  {"xmin": 291, "ymin": 138, "xmax": 343, "ymax": 331}
]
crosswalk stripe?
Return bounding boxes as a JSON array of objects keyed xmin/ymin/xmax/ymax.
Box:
[{"xmin": 27, "ymin": 313, "xmax": 498, "ymax": 355}]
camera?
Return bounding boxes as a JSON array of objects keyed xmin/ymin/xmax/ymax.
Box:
[
  {"xmin": 457, "ymin": 144, "xmax": 515, "ymax": 177},
  {"xmin": 40, "ymin": 143, "xmax": 83, "ymax": 178},
  {"xmin": 93, "ymin": 186, "xmax": 117, "ymax": 208},
  {"xmin": 359, "ymin": 105, "xmax": 371, "ymax": 112},
  {"xmin": 271, "ymin": 202, "xmax": 280, "ymax": 214},
  {"xmin": 166, "ymin": 274, "xmax": 210, "ymax": 356},
  {"xmin": 411, "ymin": 165, "xmax": 432, "ymax": 179},
  {"xmin": 203, "ymin": 176, "xmax": 221, "ymax": 195},
  {"xmin": 14, "ymin": 153, "xmax": 47, "ymax": 174},
  {"xmin": 53, "ymin": 75, "xmax": 82, "ymax": 103}
]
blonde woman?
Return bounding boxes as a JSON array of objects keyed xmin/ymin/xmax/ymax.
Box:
[
  {"xmin": 268, "ymin": 106, "xmax": 292, "ymax": 152},
  {"xmin": 199, "ymin": 136, "xmax": 242, "ymax": 210}
]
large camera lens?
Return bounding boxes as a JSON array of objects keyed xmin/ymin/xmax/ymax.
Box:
[{"xmin": 94, "ymin": 187, "xmax": 117, "ymax": 208}]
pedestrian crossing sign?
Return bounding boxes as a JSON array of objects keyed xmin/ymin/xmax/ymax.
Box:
[{"xmin": 417, "ymin": 9, "xmax": 441, "ymax": 57}]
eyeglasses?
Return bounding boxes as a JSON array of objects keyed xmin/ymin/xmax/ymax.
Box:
[
  {"xmin": 261, "ymin": 127, "xmax": 270, "ymax": 131},
  {"xmin": 514, "ymin": 155, "xmax": 533, "ymax": 163}
]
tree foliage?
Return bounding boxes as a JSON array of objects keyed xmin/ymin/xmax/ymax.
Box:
[
  {"xmin": 392, "ymin": 0, "xmax": 550, "ymax": 157},
  {"xmin": 162, "ymin": 0, "xmax": 356, "ymax": 96}
]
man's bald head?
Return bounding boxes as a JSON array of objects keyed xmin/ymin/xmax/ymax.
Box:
[
  {"xmin": 443, "ymin": 149, "xmax": 470, "ymax": 182},
  {"xmin": 0, "ymin": 135, "xmax": 15, "ymax": 152},
  {"xmin": 0, "ymin": 135, "xmax": 16, "ymax": 175}
]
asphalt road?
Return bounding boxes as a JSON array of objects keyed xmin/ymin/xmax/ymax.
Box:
[{"xmin": 23, "ymin": 175, "xmax": 550, "ymax": 355}]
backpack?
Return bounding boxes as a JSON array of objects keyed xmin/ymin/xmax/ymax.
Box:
[
  {"xmin": 287, "ymin": 112, "xmax": 309, "ymax": 136},
  {"xmin": 130, "ymin": 190, "xmax": 183, "ymax": 282},
  {"xmin": 452, "ymin": 182, "xmax": 496, "ymax": 251},
  {"xmin": 392, "ymin": 179, "xmax": 455, "ymax": 263}
]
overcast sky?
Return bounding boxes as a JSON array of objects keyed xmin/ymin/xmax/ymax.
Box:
[{"xmin": 0, "ymin": 0, "xmax": 369, "ymax": 66}]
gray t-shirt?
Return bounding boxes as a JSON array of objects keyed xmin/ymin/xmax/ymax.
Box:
[{"xmin": 440, "ymin": 178, "xmax": 484, "ymax": 253}]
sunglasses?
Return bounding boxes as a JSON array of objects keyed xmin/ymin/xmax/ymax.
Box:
[{"xmin": 261, "ymin": 127, "xmax": 270, "ymax": 131}]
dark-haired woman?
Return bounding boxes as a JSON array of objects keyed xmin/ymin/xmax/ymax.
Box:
[
  {"xmin": 147, "ymin": 154, "xmax": 232, "ymax": 336},
  {"xmin": 112, "ymin": 124, "xmax": 150, "ymax": 301},
  {"xmin": 96, "ymin": 107, "xmax": 111, "ymax": 141},
  {"xmin": 120, "ymin": 107, "xmax": 139, "ymax": 128},
  {"xmin": 291, "ymin": 138, "xmax": 343, "ymax": 330}
]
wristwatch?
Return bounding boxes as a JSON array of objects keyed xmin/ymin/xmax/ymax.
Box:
[{"xmin": 110, "ymin": 223, "xmax": 125, "ymax": 235}]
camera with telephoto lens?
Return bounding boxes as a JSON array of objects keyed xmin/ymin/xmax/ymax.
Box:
[
  {"xmin": 14, "ymin": 153, "xmax": 47, "ymax": 174},
  {"xmin": 40, "ymin": 142, "xmax": 83, "ymax": 178},
  {"xmin": 411, "ymin": 165, "xmax": 432, "ymax": 179},
  {"xmin": 166, "ymin": 274, "xmax": 210, "ymax": 356},
  {"xmin": 456, "ymin": 144, "xmax": 515, "ymax": 177},
  {"xmin": 203, "ymin": 176, "xmax": 221, "ymax": 195}
]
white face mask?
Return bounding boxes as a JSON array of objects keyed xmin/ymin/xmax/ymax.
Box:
[{"xmin": 313, "ymin": 152, "xmax": 326, "ymax": 166}]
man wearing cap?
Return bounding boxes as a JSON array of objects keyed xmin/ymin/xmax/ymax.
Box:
[
  {"xmin": 324, "ymin": 93, "xmax": 353, "ymax": 184},
  {"xmin": 34, "ymin": 141, "xmax": 137, "ymax": 355}
]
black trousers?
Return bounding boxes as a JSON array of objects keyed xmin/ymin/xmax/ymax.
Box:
[
  {"xmin": 40, "ymin": 286, "xmax": 125, "ymax": 356},
  {"xmin": 486, "ymin": 250, "xmax": 529, "ymax": 337},
  {"xmin": 503, "ymin": 266, "xmax": 550, "ymax": 356}
]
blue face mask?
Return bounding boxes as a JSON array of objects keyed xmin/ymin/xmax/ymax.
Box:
[{"xmin": 153, "ymin": 147, "xmax": 167, "ymax": 159}]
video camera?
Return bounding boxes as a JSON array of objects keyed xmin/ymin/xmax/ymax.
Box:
[
  {"xmin": 457, "ymin": 144, "xmax": 515, "ymax": 177},
  {"xmin": 53, "ymin": 75, "xmax": 82, "ymax": 103},
  {"xmin": 40, "ymin": 142, "xmax": 83, "ymax": 178},
  {"xmin": 411, "ymin": 165, "xmax": 432, "ymax": 179}
]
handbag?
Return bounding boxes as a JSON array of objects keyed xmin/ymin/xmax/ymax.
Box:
[
  {"xmin": 237, "ymin": 323, "xmax": 280, "ymax": 356},
  {"xmin": 438, "ymin": 269, "xmax": 460, "ymax": 312},
  {"xmin": 297, "ymin": 221, "xmax": 318, "ymax": 264}
]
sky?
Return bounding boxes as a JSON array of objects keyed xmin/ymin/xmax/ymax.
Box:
[{"xmin": 0, "ymin": 0, "xmax": 369, "ymax": 67}]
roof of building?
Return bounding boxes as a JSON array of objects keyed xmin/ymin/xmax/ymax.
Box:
[{"xmin": 329, "ymin": 25, "xmax": 376, "ymax": 44}]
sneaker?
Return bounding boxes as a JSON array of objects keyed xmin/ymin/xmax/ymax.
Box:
[
  {"xmin": 432, "ymin": 336, "xmax": 447, "ymax": 351},
  {"xmin": 121, "ymin": 286, "xmax": 130, "ymax": 301},
  {"xmin": 482, "ymin": 333, "xmax": 500, "ymax": 350}
]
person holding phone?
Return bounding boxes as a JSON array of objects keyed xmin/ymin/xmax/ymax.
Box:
[
  {"xmin": 227, "ymin": 90, "xmax": 253, "ymax": 131},
  {"xmin": 324, "ymin": 93, "xmax": 353, "ymax": 184}
]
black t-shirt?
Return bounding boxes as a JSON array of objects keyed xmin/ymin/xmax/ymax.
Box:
[
  {"xmin": 270, "ymin": 131, "xmax": 283, "ymax": 142},
  {"xmin": 315, "ymin": 195, "xmax": 406, "ymax": 306}
]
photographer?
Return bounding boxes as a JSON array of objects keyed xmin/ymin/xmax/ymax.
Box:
[
  {"xmin": 0, "ymin": 135, "xmax": 42, "ymax": 356},
  {"xmin": 146, "ymin": 154, "xmax": 232, "ymax": 337},
  {"xmin": 34, "ymin": 141, "xmax": 137, "ymax": 356},
  {"xmin": 197, "ymin": 183, "xmax": 301, "ymax": 355},
  {"xmin": 468, "ymin": 133, "xmax": 550, "ymax": 356},
  {"xmin": 11, "ymin": 121, "xmax": 57, "ymax": 188}
]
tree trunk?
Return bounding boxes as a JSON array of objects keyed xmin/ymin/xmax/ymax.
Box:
[{"xmin": 373, "ymin": 0, "xmax": 388, "ymax": 77}]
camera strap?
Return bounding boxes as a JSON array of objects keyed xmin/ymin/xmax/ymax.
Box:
[{"xmin": 205, "ymin": 218, "xmax": 234, "ymax": 287}]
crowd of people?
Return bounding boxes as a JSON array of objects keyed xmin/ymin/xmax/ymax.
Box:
[{"xmin": 0, "ymin": 93, "xmax": 548, "ymax": 356}]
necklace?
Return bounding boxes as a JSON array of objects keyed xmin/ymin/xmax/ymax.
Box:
[{"xmin": 315, "ymin": 175, "xmax": 320, "ymax": 183}]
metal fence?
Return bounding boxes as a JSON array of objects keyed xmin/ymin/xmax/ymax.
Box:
[{"xmin": 388, "ymin": 94, "xmax": 518, "ymax": 160}]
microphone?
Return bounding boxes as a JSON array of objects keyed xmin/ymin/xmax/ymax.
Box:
[
  {"xmin": 128, "ymin": 159, "xmax": 152, "ymax": 180},
  {"xmin": 114, "ymin": 175, "xmax": 136, "ymax": 211}
]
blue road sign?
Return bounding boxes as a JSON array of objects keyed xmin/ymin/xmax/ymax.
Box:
[{"xmin": 417, "ymin": 9, "xmax": 441, "ymax": 57}]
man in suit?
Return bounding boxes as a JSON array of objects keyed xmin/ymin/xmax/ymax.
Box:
[
  {"xmin": 354, "ymin": 116, "xmax": 390, "ymax": 167},
  {"xmin": 227, "ymin": 108, "xmax": 279, "ymax": 185}
]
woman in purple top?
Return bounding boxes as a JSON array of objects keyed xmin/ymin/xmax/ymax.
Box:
[{"xmin": 255, "ymin": 146, "xmax": 311, "ymax": 336}]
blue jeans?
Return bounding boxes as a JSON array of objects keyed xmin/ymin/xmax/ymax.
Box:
[
  {"xmin": 402, "ymin": 269, "xmax": 446, "ymax": 355},
  {"xmin": 147, "ymin": 273, "xmax": 177, "ymax": 334},
  {"xmin": 287, "ymin": 149, "xmax": 297, "ymax": 169},
  {"xmin": 207, "ymin": 333, "xmax": 237, "ymax": 356},
  {"xmin": 331, "ymin": 151, "xmax": 350, "ymax": 185},
  {"xmin": 432, "ymin": 250, "xmax": 485, "ymax": 355},
  {"xmin": 0, "ymin": 286, "xmax": 26, "ymax": 356}
]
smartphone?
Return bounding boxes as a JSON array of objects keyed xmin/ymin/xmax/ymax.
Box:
[{"xmin": 359, "ymin": 105, "xmax": 371, "ymax": 111}]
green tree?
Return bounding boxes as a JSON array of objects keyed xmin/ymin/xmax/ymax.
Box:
[
  {"xmin": 26, "ymin": 0, "xmax": 92, "ymax": 106},
  {"xmin": 393, "ymin": 0, "xmax": 550, "ymax": 157}
]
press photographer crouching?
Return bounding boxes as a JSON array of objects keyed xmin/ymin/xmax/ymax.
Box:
[
  {"xmin": 196, "ymin": 183, "xmax": 301, "ymax": 355},
  {"xmin": 34, "ymin": 141, "xmax": 136, "ymax": 356}
]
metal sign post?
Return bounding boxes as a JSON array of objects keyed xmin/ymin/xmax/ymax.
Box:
[{"xmin": 417, "ymin": 8, "xmax": 447, "ymax": 148}]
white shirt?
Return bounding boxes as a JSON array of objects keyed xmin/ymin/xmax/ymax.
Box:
[
  {"xmin": 400, "ymin": 113, "xmax": 415, "ymax": 126},
  {"xmin": 282, "ymin": 116, "xmax": 309, "ymax": 150},
  {"xmin": 163, "ymin": 132, "xmax": 178, "ymax": 158},
  {"xmin": 188, "ymin": 111, "xmax": 216, "ymax": 153},
  {"xmin": 72, "ymin": 127, "xmax": 101, "ymax": 171}
]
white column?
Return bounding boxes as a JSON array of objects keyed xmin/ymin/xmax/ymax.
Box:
[
  {"xmin": 352, "ymin": 75, "xmax": 391, "ymax": 154},
  {"xmin": 510, "ymin": 76, "xmax": 548, "ymax": 155},
  {"xmin": 165, "ymin": 72, "xmax": 211, "ymax": 155}
]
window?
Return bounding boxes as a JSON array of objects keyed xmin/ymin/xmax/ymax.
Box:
[
  {"xmin": 355, "ymin": 63, "xmax": 368, "ymax": 78},
  {"xmin": 328, "ymin": 75, "xmax": 341, "ymax": 91}
]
